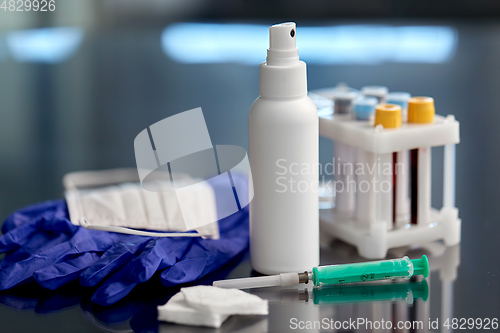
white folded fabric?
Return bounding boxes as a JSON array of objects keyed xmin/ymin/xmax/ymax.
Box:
[
  {"xmin": 64, "ymin": 168, "xmax": 219, "ymax": 239},
  {"xmin": 157, "ymin": 286, "xmax": 268, "ymax": 328},
  {"xmin": 182, "ymin": 285, "xmax": 269, "ymax": 315},
  {"xmin": 157, "ymin": 292, "xmax": 230, "ymax": 328}
]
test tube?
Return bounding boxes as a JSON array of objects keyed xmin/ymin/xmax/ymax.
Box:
[
  {"xmin": 331, "ymin": 83, "xmax": 360, "ymax": 116},
  {"xmin": 353, "ymin": 96, "xmax": 378, "ymax": 121},
  {"xmin": 331, "ymin": 83, "xmax": 359, "ymax": 217},
  {"xmin": 386, "ymin": 92, "xmax": 412, "ymax": 224},
  {"xmin": 373, "ymin": 104, "xmax": 402, "ymax": 228},
  {"xmin": 331, "ymin": 84, "xmax": 360, "ymax": 217},
  {"xmin": 362, "ymin": 85, "xmax": 389, "ymax": 103},
  {"xmin": 353, "ymin": 97, "xmax": 378, "ymax": 225},
  {"xmin": 408, "ymin": 97, "xmax": 435, "ymax": 225}
]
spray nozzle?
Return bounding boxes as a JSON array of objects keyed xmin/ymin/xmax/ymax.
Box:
[{"xmin": 267, "ymin": 22, "xmax": 299, "ymax": 66}]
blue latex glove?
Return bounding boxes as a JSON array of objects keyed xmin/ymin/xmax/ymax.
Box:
[
  {"xmin": 42, "ymin": 173, "xmax": 248, "ymax": 294},
  {"xmin": 0, "ymin": 249, "xmax": 247, "ymax": 333},
  {"xmin": 90, "ymin": 206, "xmax": 248, "ymax": 305},
  {"xmin": 89, "ymin": 173, "xmax": 249, "ymax": 305},
  {"xmin": 0, "ymin": 173, "xmax": 250, "ymax": 306},
  {"xmin": 161, "ymin": 205, "xmax": 248, "ymax": 286},
  {"xmin": 0, "ymin": 203, "xmax": 143, "ymax": 290}
]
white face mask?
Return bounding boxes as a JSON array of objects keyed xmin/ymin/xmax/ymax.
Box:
[
  {"xmin": 64, "ymin": 108, "xmax": 253, "ymax": 239},
  {"xmin": 64, "ymin": 168, "xmax": 220, "ymax": 239}
]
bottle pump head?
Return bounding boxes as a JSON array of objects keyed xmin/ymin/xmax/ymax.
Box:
[
  {"xmin": 259, "ymin": 22, "xmax": 307, "ymax": 99},
  {"xmin": 267, "ymin": 22, "xmax": 299, "ymax": 66}
]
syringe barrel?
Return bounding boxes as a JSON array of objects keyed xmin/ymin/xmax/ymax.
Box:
[{"xmin": 312, "ymin": 256, "xmax": 414, "ymax": 287}]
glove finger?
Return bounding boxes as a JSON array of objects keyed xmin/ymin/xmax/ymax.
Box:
[
  {"xmin": 0, "ymin": 252, "xmax": 70, "ymax": 290},
  {"xmin": 80, "ymin": 237, "xmax": 150, "ymax": 287},
  {"xmin": 33, "ymin": 252, "xmax": 101, "ymax": 290},
  {"xmin": 0, "ymin": 217, "xmax": 45, "ymax": 253},
  {"xmin": 160, "ymin": 209, "xmax": 250, "ymax": 287},
  {"xmin": 0, "ymin": 228, "xmax": 110, "ymax": 290},
  {"xmin": 1, "ymin": 199, "xmax": 67, "ymax": 234},
  {"xmin": 0, "ymin": 262, "xmax": 42, "ymax": 290},
  {"xmin": 160, "ymin": 239, "xmax": 213, "ymax": 286},
  {"xmin": 128, "ymin": 237, "xmax": 193, "ymax": 284},
  {"xmin": 0, "ymin": 232, "xmax": 70, "ymax": 269},
  {"xmin": 160, "ymin": 256, "xmax": 209, "ymax": 287},
  {"xmin": 0, "ymin": 216, "xmax": 77, "ymax": 254},
  {"xmin": 33, "ymin": 227, "xmax": 117, "ymax": 259},
  {"xmin": 160, "ymin": 239, "xmax": 244, "ymax": 287},
  {"xmin": 91, "ymin": 268, "xmax": 138, "ymax": 306},
  {"xmin": 39, "ymin": 217, "xmax": 79, "ymax": 236},
  {"xmin": 89, "ymin": 237, "xmax": 190, "ymax": 305}
]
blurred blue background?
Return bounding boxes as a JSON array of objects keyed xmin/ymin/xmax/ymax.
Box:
[
  {"xmin": 2, "ymin": 0, "xmax": 500, "ymax": 259},
  {"xmin": 2, "ymin": 0, "xmax": 499, "ymax": 259}
]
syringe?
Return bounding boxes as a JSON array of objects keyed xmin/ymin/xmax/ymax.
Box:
[{"xmin": 213, "ymin": 256, "xmax": 429, "ymax": 289}]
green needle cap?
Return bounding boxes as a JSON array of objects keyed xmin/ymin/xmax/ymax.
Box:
[{"xmin": 411, "ymin": 255, "xmax": 429, "ymax": 278}]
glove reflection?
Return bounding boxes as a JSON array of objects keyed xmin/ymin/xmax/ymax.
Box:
[{"xmin": 0, "ymin": 250, "xmax": 248, "ymax": 333}]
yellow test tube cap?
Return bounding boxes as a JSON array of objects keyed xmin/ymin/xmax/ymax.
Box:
[
  {"xmin": 408, "ymin": 96, "xmax": 435, "ymax": 123},
  {"xmin": 374, "ymin": 104, "xmax": 402, "ymax": 128}
]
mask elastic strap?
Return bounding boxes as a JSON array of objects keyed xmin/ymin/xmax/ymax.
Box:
[{"xmin": 79, "ymin": 218, "xmax": 203, "ymax": 238}]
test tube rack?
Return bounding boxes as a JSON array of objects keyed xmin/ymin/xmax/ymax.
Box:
[{"xmin": 312, "ymin": 88, "xmax": 461, "ymax": 259}]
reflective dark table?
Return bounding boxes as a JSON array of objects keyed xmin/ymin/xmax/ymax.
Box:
[
  {"xmin": 0, "ymin": 242, "xmax": 466, "ymax": 333},
  {"xmin": 1, "ymin": 19, "xmax": 500, "ymax": 332}
]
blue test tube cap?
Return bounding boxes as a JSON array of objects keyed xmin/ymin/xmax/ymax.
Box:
[
  {"xmin": 353, "ymin": 96, "xmax": 378, "ymax": 120},
  {"xmin": 386, "ymin": 92, "xmax": 411, "ymax": 110}
]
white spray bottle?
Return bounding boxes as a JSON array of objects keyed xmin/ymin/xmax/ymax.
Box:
[{"xmin": 249, "ymin": 22, "xmax": 319, "ymax": 274}]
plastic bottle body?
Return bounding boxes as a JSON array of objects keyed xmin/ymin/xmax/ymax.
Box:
[
  {"xmin": 249, "ymin": 96, "xmax": 319, "ymax": 274},
  {"xmin": 312, "ymin": 256, "xmax": 413, "ymax": 287}
]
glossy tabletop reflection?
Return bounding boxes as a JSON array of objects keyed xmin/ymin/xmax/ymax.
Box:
[{"xmin": 0, "ymin": 242, "xmax": 462, "ymax": 333}]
